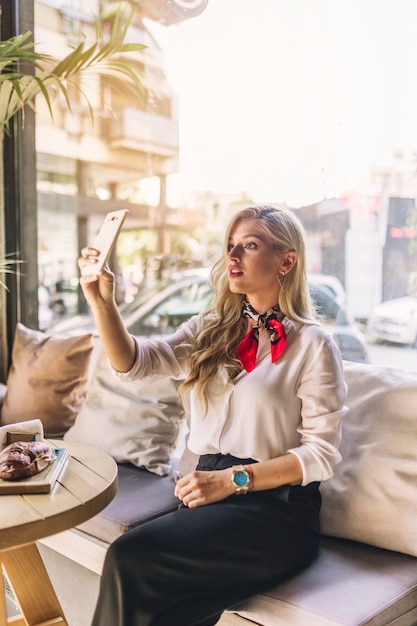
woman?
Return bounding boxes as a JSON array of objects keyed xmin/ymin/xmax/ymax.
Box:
[{"xmin": 79, "ymin": 205, "xmax": 347, "ymax": 626}]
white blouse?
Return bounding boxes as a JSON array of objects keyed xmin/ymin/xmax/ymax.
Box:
[{"xmin": 113, "ymin": 316, "xmax": 348, "ymax": 486}]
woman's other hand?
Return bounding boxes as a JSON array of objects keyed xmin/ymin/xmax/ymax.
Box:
[{"xmin": 174, "ymin": 469, "xmax": 234, "ymax": 508}]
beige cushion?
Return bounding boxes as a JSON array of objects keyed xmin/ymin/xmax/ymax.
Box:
[
  {"xmin": 320, "ymin": 360, "xmax": 417, "ymax": 557},
  {"xmin": 64, "ymin": 345, "xmax": 185, "ymax": 476},
  {"xmin": 0, "ymin": 323, "xmax": 94, "ymax": 437}
]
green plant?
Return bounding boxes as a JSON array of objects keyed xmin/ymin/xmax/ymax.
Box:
[
  {"xmin": 0, "ymin": 253, "xmax": 24, "ymax": 291},
  {"xmin": 0, "ymin": 6, "xmax": 145, "ymax": 129}
]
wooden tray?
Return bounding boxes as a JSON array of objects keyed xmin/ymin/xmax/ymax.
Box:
[{"xmin": 0, "ymin": 446, "xmax": 68, "ymax": 494}]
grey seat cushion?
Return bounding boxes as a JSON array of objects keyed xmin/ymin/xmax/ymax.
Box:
[
  {"xmin": 77, "ymin": 459, "xmax": 180, "ymax": 543},
  {"xmin": 229, "ymin": 535, "xmax": 417, "ymax": 626}
]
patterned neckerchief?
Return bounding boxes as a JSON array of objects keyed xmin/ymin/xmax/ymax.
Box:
[{"xmin": 237, "ymin": 302, "xmax": 287, "ymax": 372}]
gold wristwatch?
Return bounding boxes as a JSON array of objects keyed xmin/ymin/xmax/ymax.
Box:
[{"xmin": 231, "ymin": 465, "xmax": 251, "ymax": 495}]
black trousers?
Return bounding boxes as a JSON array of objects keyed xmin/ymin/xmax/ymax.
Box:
[{"xmin": 91, "ymin": 454, "xmax": 321, "ymax": 626}]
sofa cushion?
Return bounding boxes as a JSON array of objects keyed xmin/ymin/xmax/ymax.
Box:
[
  {"xmin": 77, "ymin": 460, "xmax": 180, "ymax": 543},
  {"xmin": 320, "ymin": 361, "xmax": 417, "ymax": 557},
  {"xmin": 64, "ymin": 345, "xmax": 185, "ymax": 476},
  {"xmin": 0, "ymin": 323, "xmax": 94, "ymax": 437},
  {"xmin": 229, "ymin": 536, "xmax": 417, "ymax": 626}
]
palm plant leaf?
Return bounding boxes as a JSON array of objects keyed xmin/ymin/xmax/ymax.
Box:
[
  {"xmin": 0, "ymin": 253, "xmax": 25, "ymax": 291},
  {"xmin": 0, "ymin": 6, "xmax": 145, "ymax": 131},
  {"xmin": 0, "ymin": 31, "xmax": 49, "ymax": 69}
]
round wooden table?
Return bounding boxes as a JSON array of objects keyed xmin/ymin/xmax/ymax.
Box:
[{"xmin": 0, "ymin": 439, "xmax": 118, "ymax": 626}]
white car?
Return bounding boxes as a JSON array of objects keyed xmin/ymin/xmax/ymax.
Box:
[
  {"xmin": 367, "ymin": 296, "xmax": 417, "ymax": 347},
  {"xmin": 307, "ymin": 273, "xmax": 346, "ymax": 307}
]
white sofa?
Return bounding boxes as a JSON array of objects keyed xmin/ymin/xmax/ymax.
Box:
[{"xmin": 2, "ymin": 327, "xmax": 417, "ymax": 625}]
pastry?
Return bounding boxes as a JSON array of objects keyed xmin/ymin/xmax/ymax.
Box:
[{"xmin": 0, "ymin": 440, "xmax": 56, "ymax": 480}]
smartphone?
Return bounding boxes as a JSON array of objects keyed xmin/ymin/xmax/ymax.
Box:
[{"xmin": 82, "ymin": 209, "xmax": 128, "ymax": 276}]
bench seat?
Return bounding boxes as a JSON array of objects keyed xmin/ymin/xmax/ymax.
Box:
[{"xmin": 72, "ymin": 459, "xmax": 417, "ymax": 626}]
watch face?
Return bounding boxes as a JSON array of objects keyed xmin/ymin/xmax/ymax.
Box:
[{"xmin": 234, "ymin": 470, "xmax": 249, "ymax": 487}]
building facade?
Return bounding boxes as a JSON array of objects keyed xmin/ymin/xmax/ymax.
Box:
[{"xmin": 35, "ymin": 0, "xmax": 182, "ymax": 308}]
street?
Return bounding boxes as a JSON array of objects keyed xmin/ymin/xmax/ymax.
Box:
[{"xmin": 366, "ymin": 342, "xmax": 417, "ymax": 372}]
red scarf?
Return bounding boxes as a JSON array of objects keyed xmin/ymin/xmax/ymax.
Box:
[{"xmin": 237, "ymin": 302, "xmax": 286, "ymax": 372}]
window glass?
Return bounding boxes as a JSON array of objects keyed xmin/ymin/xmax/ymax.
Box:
[
  {"xmin": 127, "ymin": 280, "xmax": 213, "ymax": 336},
  {"xmin": 36, "ymin": 0, "xmax": 417, "ymax": 372}
]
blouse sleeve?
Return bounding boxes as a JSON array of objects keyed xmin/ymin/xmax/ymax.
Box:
[
  {"xmin": 110, "ymin": 317, "xmax": 197, "ymax": 382},
  {"xmin": 287, "ymin": 330, "xmax": 348, "ymax": 485}
]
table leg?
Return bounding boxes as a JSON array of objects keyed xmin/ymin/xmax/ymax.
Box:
[{"xmin": 0, "ymin": 542, "xmax": 67, "ymax": 625}]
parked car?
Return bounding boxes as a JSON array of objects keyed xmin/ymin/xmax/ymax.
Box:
[
  {"xmin": 367, "ymin": 296, "xmax": 417, "ymax": 348},
  {"xmin": 51, "ymin": 269, "xmax": 370, "ymax": 362},
  {"xmin": 307, "ymin": 273, "xmax": 346, "ymax": 307}
]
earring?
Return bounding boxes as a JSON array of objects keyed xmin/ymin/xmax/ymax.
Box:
[{"xmin": 277, "ymin": 272, "xmax": 287, "ymax": 292}]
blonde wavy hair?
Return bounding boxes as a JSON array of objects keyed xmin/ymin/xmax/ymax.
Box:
[{"xmin": 179, "ymin": 205, "xmax": 317, "ymax": 407}]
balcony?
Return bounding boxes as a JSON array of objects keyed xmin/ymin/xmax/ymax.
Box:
[{"xmin": 107, "ymin": 108, "xmax": 179, "ymax": 158}]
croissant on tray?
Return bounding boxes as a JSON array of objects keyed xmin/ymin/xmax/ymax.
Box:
[{"xmin": 0, "ymin": 440, "xmax": 56, "ymax": 480}]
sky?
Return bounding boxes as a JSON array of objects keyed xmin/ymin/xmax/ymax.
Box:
[{"xmin": 146, "ymin": 0, "xmax": 417, "ymax": 208}]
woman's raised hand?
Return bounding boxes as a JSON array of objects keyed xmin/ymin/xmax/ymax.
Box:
[{"xmin": 78, "ymin": 247, "xmax": 115, "ymax": 308}]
